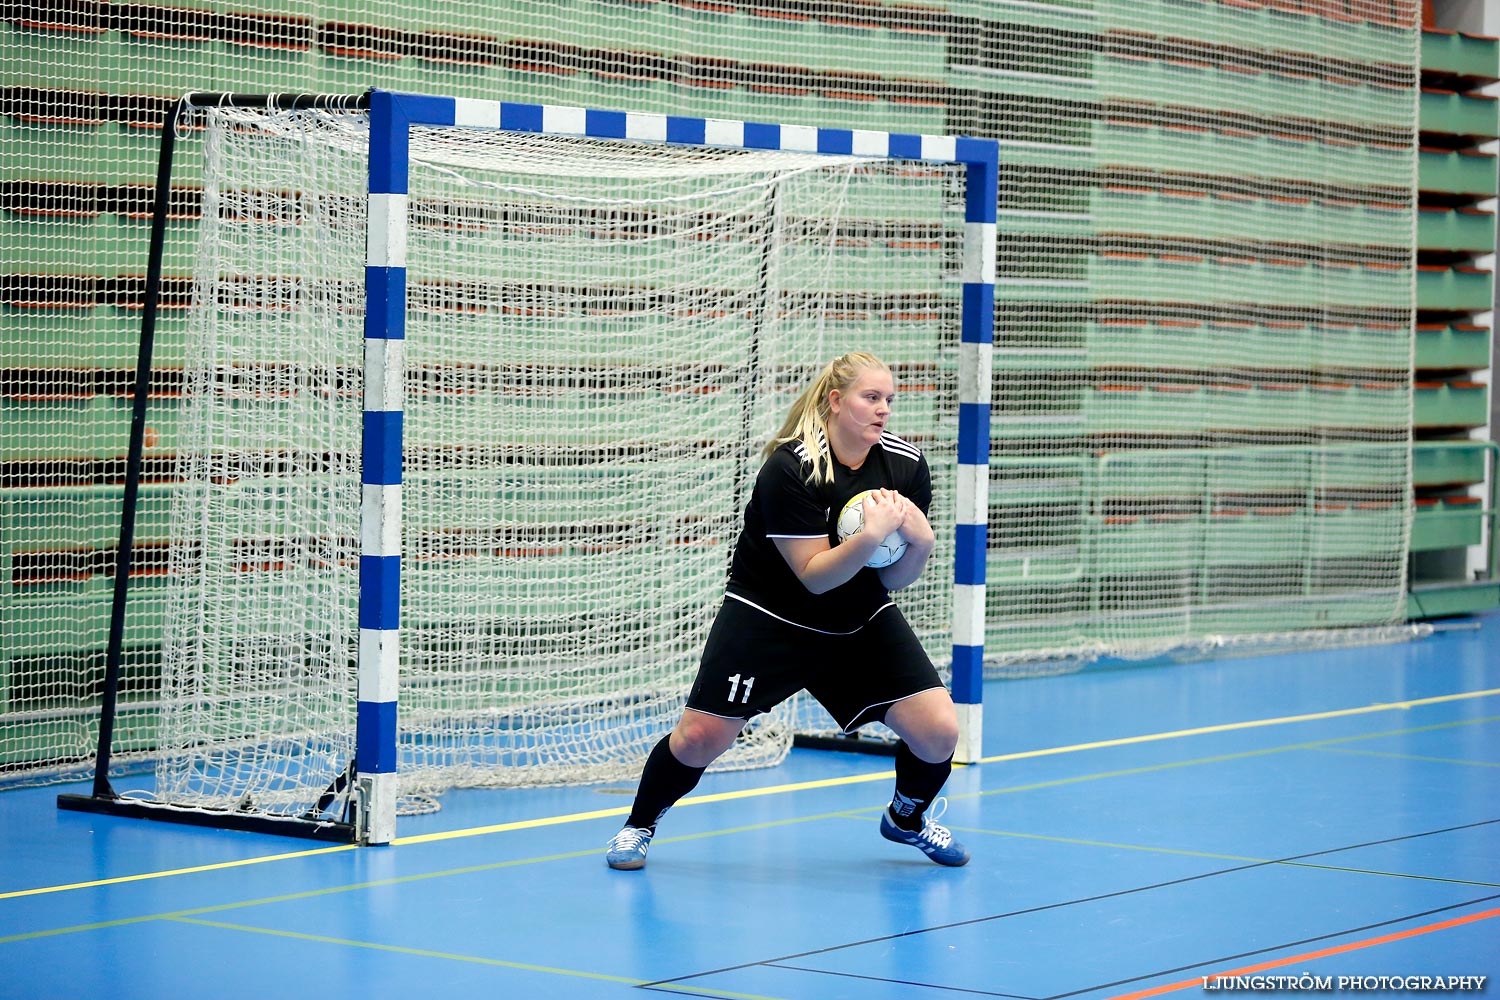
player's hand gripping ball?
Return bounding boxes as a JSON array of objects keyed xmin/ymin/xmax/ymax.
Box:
[{"xmin": 837, "ymin": 490, "xmax": 909, "ymax": 569}]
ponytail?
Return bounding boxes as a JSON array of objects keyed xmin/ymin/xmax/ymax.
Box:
[{"xmin": 762, "ymin": 352, "xmax": 888, "ymax": 484}]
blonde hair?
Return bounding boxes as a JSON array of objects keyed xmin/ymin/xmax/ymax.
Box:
[{"xmin": 763, "ymin": 352, "xmax": 890, "ymax": 484}]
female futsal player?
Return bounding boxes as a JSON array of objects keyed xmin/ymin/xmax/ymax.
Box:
[{"xmin": 605, "ymin": 352, "xmax": 969, "ymax": 870}]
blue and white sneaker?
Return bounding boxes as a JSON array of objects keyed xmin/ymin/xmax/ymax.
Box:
[
  {"xmin": 879, "ymin": 798, "xmax": 970, "ymax": 867},
  {"xmin": 605, "ymin": 826, "xmax": 653, "ymax": 871}
]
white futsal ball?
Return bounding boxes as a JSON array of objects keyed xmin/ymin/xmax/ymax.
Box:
[{"xmin": 837, "ymin": 490, "xmax": 908, "ymax": 569}]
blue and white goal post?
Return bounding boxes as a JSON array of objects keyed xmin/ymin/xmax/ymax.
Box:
[{"xmin": 359, "ymin": 89, "xmax": 996, "ymax": 844}]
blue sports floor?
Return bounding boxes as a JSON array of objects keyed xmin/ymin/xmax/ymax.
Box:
[{"xmin": 2, "ymin": 617, "xmax": 1497, "ymax": 1000}]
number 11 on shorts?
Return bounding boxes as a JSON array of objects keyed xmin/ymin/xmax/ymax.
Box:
[{"xmin": 727, "ymin": 674, "xmax": 755, "ymax": 704}]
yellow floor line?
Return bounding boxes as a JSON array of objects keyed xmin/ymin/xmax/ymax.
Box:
[
  {"xmin": 168, "ymin": 917, "xmax": 649, "ymax": 987},
  {"xmin": 7, "ymin": 713, "xmax": 1497, "ymax": 985},
  {"xmin": 973, "ymin": 687, "xmax": 1500, "ymax": 765},
  {"xmin": 398, "ymin": 686, "xmax": 1500, "ymax": 846},
  {"xmin": 7, "ymin": 686, "xmax": 1497, "ymax": 900},
  {"xmin": 393, "ymin": 774, "xmax": 899, "ymax": 846},
  {"xmin": 0, "ymin": 845, "xmax": 360, "ymax": 901},
  {"xmin": 163, "ymin": 916, "xmax": 788, "ymax": 1000},
  {"xmin": 1313, "ymin": 746, "xmax": 1500, "ymax": 768}
]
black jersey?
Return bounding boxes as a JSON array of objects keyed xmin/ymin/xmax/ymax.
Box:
[{"xmin": 725, "ymin": 432, "xmax": 931, "ymax": 633}]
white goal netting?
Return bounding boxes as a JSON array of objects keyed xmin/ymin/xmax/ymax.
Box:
[
  {"xmin": 153, "ymin": 104, "xmax": 962, "ymax": 816},
  {"xmin": 1, "ymin": 2, "xmax": 1428, "ymax": 792}
]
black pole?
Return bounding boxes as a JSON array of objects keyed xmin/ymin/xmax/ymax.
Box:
[
  {"xmin": 85, "ymin": 96, "xmax": 191, "ymax": 799},
  {"xmin": 179, "ymin": 91, "xmax": 373, "ymax": 111}
]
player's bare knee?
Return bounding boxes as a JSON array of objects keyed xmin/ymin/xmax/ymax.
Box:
[
  {"xmin": 936, "ymin": 717, "xmax": 960, "ymax": 756},
  {"xmin": 670, "ymin": 713, "xmax": 743, "ymax": 767},
  {"xmin": 885, "ymin": 692, "xmax": 958, "ymax": 761},
  {"xmin": 910, "ymin": 720, "xmax": 958, "ymax": 762},
  {"xmin": 898, "ymin": 703, "xmax": 958, "ymax": 761}
]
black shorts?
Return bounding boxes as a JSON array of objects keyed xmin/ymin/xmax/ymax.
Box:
[{"xmin": 685, "ymin": 595, "xmax": 945, "ymax": 733}]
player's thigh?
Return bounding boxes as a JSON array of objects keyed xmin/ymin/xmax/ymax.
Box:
[{"xmin": 685, "ymin": 599, "xmax": 815, "ymax": 719}]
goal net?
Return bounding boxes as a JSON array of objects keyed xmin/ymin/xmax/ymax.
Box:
[{"xmin": 150, "ymin": 98, "xmax": 968, "ymax": 831}]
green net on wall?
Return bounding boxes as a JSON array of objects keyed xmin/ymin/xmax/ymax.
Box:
[
  {"xmin": 980, "ymin": 1, "xmax": 1418, "ymax": 665},
  {"xmin": 0, "ymin": 0, "xmax": 1419, "ymax": 782}
]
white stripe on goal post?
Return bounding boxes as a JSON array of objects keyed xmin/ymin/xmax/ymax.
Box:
[{"xmin": 358, "ymin": 89, "xmax": 999, "ymax": 840}]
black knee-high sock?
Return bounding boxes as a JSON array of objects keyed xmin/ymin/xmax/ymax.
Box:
[
  {"xmin": 888, "ymin": 740, "xmax": 953, "ymax": 832},
  {"xmin": 624, "ymin": 735, "xmax": 707, "ymax": 834}
]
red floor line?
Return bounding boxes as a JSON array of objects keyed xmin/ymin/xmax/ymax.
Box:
[{"xmin": 1106, "ymin": 907, "xmax": 1500, "ymax": 1000}]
